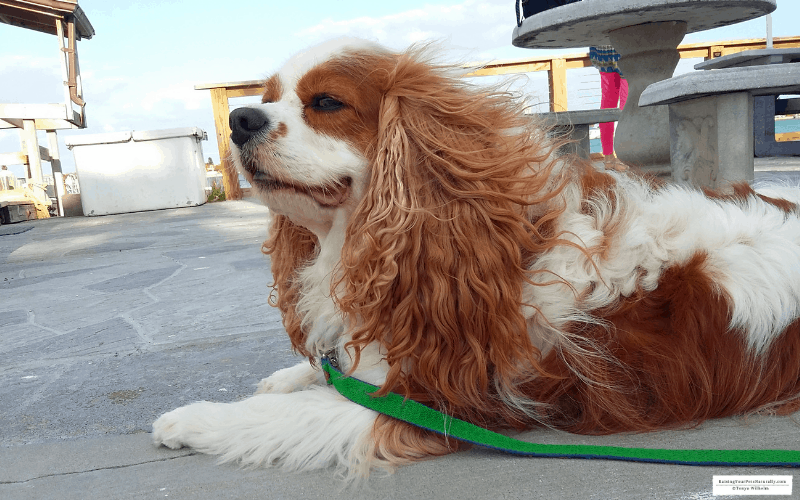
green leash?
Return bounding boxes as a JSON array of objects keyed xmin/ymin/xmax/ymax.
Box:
[{"xmin": 320, "ymin": 355, "xmax": 800, "ymax": 467}]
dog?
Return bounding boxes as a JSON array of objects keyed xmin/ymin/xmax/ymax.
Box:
[{"xmin": 152, "ymin": 37, "xmax": 800, "ymax": 479}]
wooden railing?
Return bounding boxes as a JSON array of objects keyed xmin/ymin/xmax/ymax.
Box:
[
  {"xmin": 196, "ymin": 36, "xmax": 800, "ymax": 199},
  {"xmin": 467, "ymin": 36, "xmax": 800, "ymax": 111}
]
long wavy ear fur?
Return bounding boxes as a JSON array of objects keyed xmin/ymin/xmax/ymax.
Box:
[
  {"xmin": 336, "ymin": 45, "xmax": 566, "ymax": 426},
  {"xmin": 262, "ymin": 214, "xmax": 319, "ymax": 357}
]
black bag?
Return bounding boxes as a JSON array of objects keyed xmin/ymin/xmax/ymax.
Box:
[{"xmin": 516, "ymin": 0, "xmax": 582, "ymax": 27}]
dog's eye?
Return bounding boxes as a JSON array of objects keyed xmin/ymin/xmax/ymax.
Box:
[{"xmin": 311, "ymin": 95, "xmax": 344, "ymax": 111}]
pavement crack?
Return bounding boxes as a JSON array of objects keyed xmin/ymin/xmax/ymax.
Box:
[
  {"xmin": 0, "ymin": 452, "xmax": 199, "ymax": 485},
  {"xmin": 120, "ymin": 263, "xmax": 187, "ymax": 346},
  {"xmin": 15, "ymin": 365, "xmax": 68, "ymax": 414},
  {"xmin": 26, "ymin": 310, "xmax": 65, "ymax": 336}
]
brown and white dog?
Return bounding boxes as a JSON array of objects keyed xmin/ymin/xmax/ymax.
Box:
[{"xmin": 153, "ymin": 38, "xmax": 800, "ymax": 479}]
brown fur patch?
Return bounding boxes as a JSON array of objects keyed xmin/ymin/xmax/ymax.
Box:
[
  {"xmin": 704, "ymin": 182, "xmax": 796, "ymax": 214},
  {"xmin": 294, "ymin": 54, "xmax": 388, "ymax": 154},
  {"xmin": 271, "ymin": 122, "xmax": 288, "ymax": 138},
  {"xmin": 261, "ymin": 215, "xmax": 318, "ymax": 358},
  {"xmin": 331, "ymin": 47, "xmax": 569, "ymax": 427},
  {"xmin": 370, "ymin": 414, "xmax": 459, "ymax": 467},
  {"xmin": 262, "ymin": 75, "xmax": 282, "ymax": 103},
  {"xmin": 523, "ymin": 252, "xmax": 800, "ymax": 434}
]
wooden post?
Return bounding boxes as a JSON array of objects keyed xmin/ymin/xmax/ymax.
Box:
[
  {"xmin": 47, "ymin": 130, "xmax": 65, "ymax": 217},
  {"xmin": 21, "ymin": 119, "xmax": 49, "ymax": 206},
  {"xmin": 56, "ymin": 19, "xmax": 73, "ymax": 117},
  {"xmin": 548, "ymin": 58, "xmax": 568, "ymax": 112},
  {"xmin": 21, "ymin": 120, "xmax": 43, "ymax": 184},
  {"xmin": 708, "ymin": 45, "xmax": 724, "ymax": 61},
  {"xmin": 210, "ymin": 87, "xmax": 242, "ymax": 200}
]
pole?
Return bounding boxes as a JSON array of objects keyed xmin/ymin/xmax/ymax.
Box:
[{"xmin": 766, "ymin": 14, "xmax": 773, "ymax": 49}]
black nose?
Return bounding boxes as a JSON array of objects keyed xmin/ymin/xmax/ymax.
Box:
[{"xmin": 229, "ymin": 107, "xmax": 270, "ymax": 146}]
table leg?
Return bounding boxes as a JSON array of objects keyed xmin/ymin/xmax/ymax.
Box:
[
  {"xmin": 551, "ymin": 124, "xmax": 591, "ymax": 159},
  {"xmin": 668, "ymin": 92, "xmax": 754, "ymax": 188},
  {"xmin": 609, "ymin": 21, "xmax": 687, "ymax": 175}
]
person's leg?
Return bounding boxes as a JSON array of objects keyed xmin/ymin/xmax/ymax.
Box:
[{"xmin": 599, "ymin": 71, "xmax": 620, "ymax": 157}]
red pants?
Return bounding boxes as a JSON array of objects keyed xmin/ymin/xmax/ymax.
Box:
[{"xmin": 600, "ymin": 71, "xmax": 628, "ymax": 156}]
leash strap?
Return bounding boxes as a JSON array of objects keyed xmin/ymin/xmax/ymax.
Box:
[{"xmin": 321, "ymin": 356, "xmax": 800, "ymax": 466}]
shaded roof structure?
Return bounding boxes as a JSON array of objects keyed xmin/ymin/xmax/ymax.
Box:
[{"xmin": 0, "ymin": 0, "xmax": 94, "ymax": 39}]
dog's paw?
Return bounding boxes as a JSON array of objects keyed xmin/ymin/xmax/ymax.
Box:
[
  {"xmin": 254, "ymin": 362, "xmax": 322, "ymax": 394},
  {"xmin": 255, "ymin": 374, "xmax": 298, "ymax": 394},
  {"xmin": 152, "ymin": 404, "xmax": 205, "ymax": 450}
]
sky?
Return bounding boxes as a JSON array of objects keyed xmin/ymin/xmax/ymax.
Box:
[{"xmin": 1, "ymin": 0, "xmax": 797, "ymax": 178}]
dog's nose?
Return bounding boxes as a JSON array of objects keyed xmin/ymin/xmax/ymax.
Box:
[{"xmin": 229, "ymin": 107, "xmax": 270, "ymax": 146}]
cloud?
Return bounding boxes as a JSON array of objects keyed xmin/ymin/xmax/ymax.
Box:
[
  {"xmin": 0, "ymin": 55, "xmax": 64, "ymax": 103},
  {"xmin": 296, "ymin": 0, "xmax": 512, "ymax": 56},
  {"xmin": 74, "ymin": 67, "xmax": 212, "ymax": 136},
  {"xmin": 139, "ymin": 82, "xmax": 208, "ymax": 112}
]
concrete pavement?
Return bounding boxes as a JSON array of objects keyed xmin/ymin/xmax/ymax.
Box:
[{"xmin": 1, "ymin": 164, "xmax": 799, "ymax": 499}]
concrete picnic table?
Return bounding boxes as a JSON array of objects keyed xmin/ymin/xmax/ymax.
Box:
[
  {"xmin": 639, "ymin": 61, "xmax": 800, "ymax": 187},
  {"xmin": 694, "ymin": 47, "xmax": 800, "ymax": 161},
  {"xmin": 694, "ymin": 46, "xmax": 800, "ymax": 70},
  {"xmin": 512, "ymin": 0, "xmax": 777, "ymax": 176}
]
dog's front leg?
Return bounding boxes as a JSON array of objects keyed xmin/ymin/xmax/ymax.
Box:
[
  {"xmin": 152, "ymin": 386, "xmax": 378, "ymax": 474},
  {"xmin": 254, "ymin": 359, "xmax": 323, "ymax": 394}
]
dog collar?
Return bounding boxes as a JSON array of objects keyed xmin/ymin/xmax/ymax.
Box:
[{"xmin": 320, "ymin": 348, "xmax": 340, "ymax": 371}]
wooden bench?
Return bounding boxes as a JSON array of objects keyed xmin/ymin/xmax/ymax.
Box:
[{"xmin": 639, "ymin": 62, "xmax": 800, "ymax": 188}]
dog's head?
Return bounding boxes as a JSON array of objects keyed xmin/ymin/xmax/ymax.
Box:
[
  {"xmin": 230, "ymin": 38, "xmax": 388, "ymax": 235},
  {"xmin": 231, "ymin": 38, "xmax": 566, "ymax": 419}
]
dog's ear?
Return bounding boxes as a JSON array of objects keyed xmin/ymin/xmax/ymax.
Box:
[
  {"xmin": 336, "ymin": 47, "xmax": 558, "ymax": 421},
  {"xmin": 262, "ymin": 214, "xmax": 318, "ymax": 358}
]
